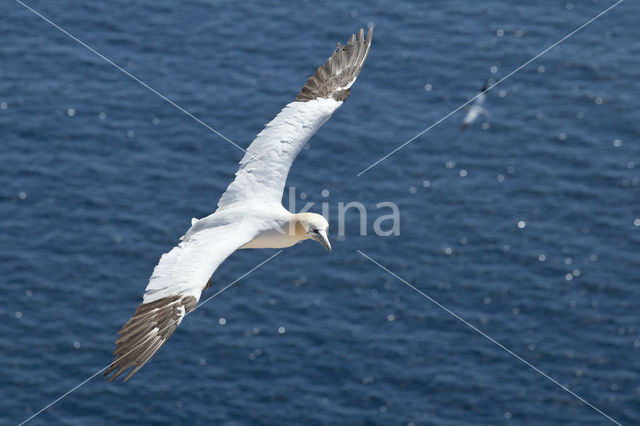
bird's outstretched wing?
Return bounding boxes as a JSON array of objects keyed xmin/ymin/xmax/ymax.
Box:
[
  {"xmin": 217, "ymin": 28, "xmax": 373, "ymax": 210},
  {"xmin": 104, "ymin": 222, "xmax": 260, "ymax": 382}
]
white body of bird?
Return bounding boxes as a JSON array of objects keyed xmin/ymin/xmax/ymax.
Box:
[
  {"xmin": 461, "ymin": 89, "xmax": 489, "ymax": 130},
  {"xmin": 105, "ymin": 28, "xmax": 372, "ymax": 382}
]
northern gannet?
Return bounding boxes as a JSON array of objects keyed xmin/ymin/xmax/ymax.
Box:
[
  {"xmin": 104, "ymin": 28, "xmax": 373, "ymax": 382},
  {"xmin": 461, "ymin": 85, "xmax": 489, "ymax": 131}
]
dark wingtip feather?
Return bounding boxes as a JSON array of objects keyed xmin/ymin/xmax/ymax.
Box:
[
  {"xmin": 295, "ymin": 28, "xmax": 373, "ymax": 102},
  {"xmin": 104, "ymin": 295, "xmax": 197, "ymax": 382}
]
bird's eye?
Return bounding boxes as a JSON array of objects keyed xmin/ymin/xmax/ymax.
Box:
[{"xmin": 310, "ymin": 228, "xmax": 319, "ymax": 234}]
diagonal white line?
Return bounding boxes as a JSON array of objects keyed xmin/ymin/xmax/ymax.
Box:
[
  {"xmin": 193, "ymin": 250, "xmax": 283, "ymax": 312},
  {"xmin": 15, "ymin": 0, "xmax": 246, "ymax": 153},
  {"xmin": 17, "ymin": 250, "xmax": 282, "ymax": 425},
  {"xmin": 356, "ymin": 0, "xmax": 624, "ymax": 176},
  {"xmin": 17, "ymin": 368, "xmax": 108, "ymax": 426},
  {"xmin": 357, "ymin": 250, "xmax": 621, "ymax": 425}
]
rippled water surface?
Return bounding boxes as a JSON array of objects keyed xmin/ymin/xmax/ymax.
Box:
[{"xmin": 2, "ymin": 0, "xmax": 639, "ymax": 424}]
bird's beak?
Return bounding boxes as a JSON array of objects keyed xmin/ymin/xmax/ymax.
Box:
[{"xmin": 312, "ymin": 230, "xmax": 332, "ymax": 253}]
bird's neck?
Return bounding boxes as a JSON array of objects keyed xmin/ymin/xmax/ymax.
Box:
[{"xmin": 288, "ymin": 213, "xmax": 311, "ymax": 240}]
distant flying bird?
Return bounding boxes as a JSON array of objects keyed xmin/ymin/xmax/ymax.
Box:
[
  {"xmin": 104, "ymin": 28, "xmax": 373, "ymax": 382},
  {"xmin": 461, "ymin": 85, "xmax": 489, "ymax": 131}
]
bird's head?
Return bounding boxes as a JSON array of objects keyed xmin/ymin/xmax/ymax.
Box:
[{"xmin": 293, "ymin": 212, "xmax": 331, "ymax": 253}]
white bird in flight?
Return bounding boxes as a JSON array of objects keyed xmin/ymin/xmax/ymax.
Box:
[
  {"xmin": 104, "ymin": 28, "xmax": 373, "ymax": 382},
  {"xmin": 461, "ymin": 85, "xmax": 489, "ymax": 131}
]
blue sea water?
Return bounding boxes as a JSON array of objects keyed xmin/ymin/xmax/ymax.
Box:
[{"xmin": 1, "ymin": 0, "xmax": 639, "ymax": 424}]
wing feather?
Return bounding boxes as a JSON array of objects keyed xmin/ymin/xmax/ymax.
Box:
[
  {"xmin": 105, "ymin": 222, "xmax": 260, "ymax": 382},
  {"xmin": 217, "ymin": 28, "xmax": 372, "ymax": 210}
]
